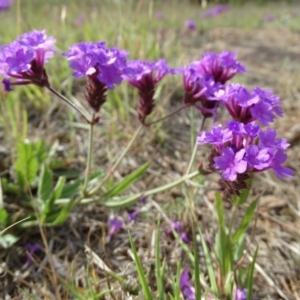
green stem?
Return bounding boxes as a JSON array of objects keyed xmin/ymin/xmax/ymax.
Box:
[
  {"xmin": 87, "ymin": 124, "xmax": 143, "ymax": 195},
  {"xmin": 55, "ymin": 170, "xmax": 200, "ymax": 207},
  {"xmin": 47, "ymin": 86, "xmax": 91, "ymax": 124},
  {"xmin": 82, "ymin": 113, "xmax": 95, "ymax": 195},
  {"xmin": 185, "ymin": 116, "xmax": 206, "ymax": 174}
]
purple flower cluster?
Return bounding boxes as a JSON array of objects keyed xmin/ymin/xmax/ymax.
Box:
[
  {"xmin": 0, "ymin": 30, "xmax": 55, "ymax": 91},
  {"xmin": 180, "ymin": 269, "xmax": 195, "ymax": 300},
  {"xmin": 181, "ymin": 51, "xmax": 245, "ymax": 119},
  {"xmin": 198, "ymin": 121, "xmax": 292, "ymax": 196},
  {"xmin": 0, "ymin": 0, "xmax": 13, "ymax": 11},
  {"xmin": 123, "ymin": 59, "xmax": 176, "ymax": 124},
  {"xmin": 202, "ymin": 4, "xmax": 230, "ymax": 18},
  {"xmin": 185, "ymin": 20, "xmax": 197, "ymax": 31},
  {"xmin": 63, "ymin": 42, "xmax": 130, "ymax": 113}
]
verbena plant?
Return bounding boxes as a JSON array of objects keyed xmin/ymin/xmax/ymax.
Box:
[{"xmin": 0, "ymin": 29, "xmax": 293, "ymax": 299}]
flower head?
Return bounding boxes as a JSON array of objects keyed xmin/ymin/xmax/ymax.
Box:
[
  {"xmin": 108, "ymin": 217, "xmax": 123, "ymax": 238},
  {"xmin": 218, "ymin": 84, "xmax": 282, "ymax": 125},
  {"xmin": 0, "ymin": 0, "xmax": 13, "ymax": 11},
  {"xmin": 181, "ymin": 62, "xmax": 222, "ymax": 119},
  {"xmin": 124, "ymin": 59, "xmax": 177, "ymax": 124},
  {"xmin": 202, "ymin": 4, "xmax": 230, "ymax": 18},
  {"xmin": 185, "ymin": 20, "xmax": 197, "ymax": 31},
  {"xmin": 0, "ymin": 30, "xmax": 55, "ymax": 91},
  {"xmin": 199, "ymin": 122, "xmax": 293, "ymax": 184},
  {"xmin": 180, "ymin": 269, "xmax": 195, "ymax": 300},
  {"xmin": 235, "ymin": 288, "xmax": 248, "ymax": 300},
  {"xmin": 63, "ymin": 42, "xmax": 129, "ymax": 112},
  {"xmin": 199, "ymin": 51, "xmax": 246, "ymax": 84}
]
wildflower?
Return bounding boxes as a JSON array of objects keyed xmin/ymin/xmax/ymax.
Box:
[
  {"xmin": 180, "ymin": 269, "xmax": 195, "ymax": 300},
  {"xmin": 123, "ymin": 59, "xmax": 176, "ymax": 124},
  {"xmin": 181, "ymin": 63, "xmax": 222, "ymax": 119},
  {"xmin": 166, "ymin": 220, "xmax": 190, "ymax": 244},
  {"xmin": 155, "ymin": 11, "xmax": 164, "ymax": 19},
  {"xmin": 235, "ymin": 288, "xmax": 248, "ymax": 300},
  {"xmin": 198, "ymin": 121, "xmax": 292, "ymax": 198},
  {"xmin": 25, "ymin": 243, "xmax": 41, "ymax": 265},
  {"xmin": 199, "ymin": 51, "xmax": 246, "ymax": 84},
  {"xmin": 214, "ymin": 148, "xmax": 247, "ymax": 181},
  {"xmin": 108, "ymin": 217, "xmax": 123, "ymax": 238},
  {"xmin": 0, "ymin": 0, "xmax": 13, "ymax": 11},
  {"xmin": 0, "ymin": 30, "xmax": 56, "ymax": 91},
  {"xmin": 202, "ymin": 4, "xmax": 230, "ymax": 18},
  {"xmin": 263, "ymin": 15, "xmax": 275, "ymax": 23},
  {"xmin": 63, "ymin": 42, "xmax": 130, "ymax": 113},
  {"xmin": 185, "ymin": 20, "xmax": 197, "ymax": 31},
  {"xmin": 218, "ymin": 84, "xmax": 282, "ymax": 125}
]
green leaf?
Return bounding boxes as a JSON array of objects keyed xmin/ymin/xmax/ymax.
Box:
[
  {"xmin": 103, "ymin": 162, "xmax": 150, "ymax": 199},
  {"xmin": 215, "ymin": 192, "xmax": 225, "ymax": 231},
  {"xmin": 0, "ymin": 208, "xmax": 8, "ymax": 227},
  {"xmin": 15, "ymin": 142, "xmax": 39, "ymax": 190},
  {"xmin": 51, "ymin": 200, "xmax": 74, "ymax": 226},
  {"xmin": 231, "ymin": 199, "xmax": 258, "ymax": 244},
  {"xmin": 155, "ymin": 221, "xmax": 166, "ymax": 300},
  {"xmin": 129, "ymin": 231, "xmax": 153, "ymax": 299},
  {"xmin": 0, "ymin": 234, "xmax": 19, "ymax": 248},
  {"xmin": 247, "ymin": 247, "xmax": 258, "ymax": 300},
  {"xmin": 193, "ymin": 223, "xmax": 201, "ymax": 299},
  {"xmin": 38, "ymin": 164, "xmax": 53, "ymax": 202},
  {"xmin": 198, "ymin": 227, "xmax": 218, "ymax": 295},
  {"xmin": 233, "ymin": 234, "xmax": 246, "ymax": 262},
  {"xmin": 41, "ymin": 176, "xmax": 66, "ymax": 221},
  {"xmin": 215, "ymin": 228, "xmax": 233, "ymax": 281}
]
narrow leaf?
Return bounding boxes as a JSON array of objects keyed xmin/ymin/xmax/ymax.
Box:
[
  {"xmin": 38, "ymin": 164, "xmax": 53, "ymax": 202},
  {"xmin": 215, "ymin": 192, "xmax": 225, "ymax": 231},
  {"xmin": 129, "ymin": 231, "xmax": 153, "ymax": 299},
  {"xmin": 247, "ymin": 247, "xmax": 258, "ymax": 300},
  {"xmin": 232, "ymin": 199, "xmax": 258, "ymax": 244},
  {"xmin": 103, "ymin": 162, "xmax": 150, "ymax": 198}
]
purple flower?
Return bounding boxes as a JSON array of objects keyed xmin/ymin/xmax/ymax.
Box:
[
  {"xmin": 155, "ymin": 11, "xmax": 164, "ymax": 19},
  {"xmin": 258, "ymin": 128, "xmax": 289, "ymax": 150},
  {"xmin": 128, "ymin": 209, "xmax": 141, "ymax": 222},
  {"xmin": 180, "ymin": 269, "xmax": 195, "ymax": 300},
  {"xmin": 123, "ymin": 59, "xmax": 176, "ymax": 124},
  {"xmin": 236, "ymin": 288, "xmax": 248, "ymax": 300},
  {"xmin": 25, "ymin": 243, "xmax": 41, "ymax": 265},
  {"xmin": 0, "ymin": 0, "xmax": 13, "ymax": 11},
  {"xmin": 181, "ymin": 63, "xmax": 222, "ymax": 119},
  {"xmin": 63, "ymin": 42, "xmax": 129, "ymax": 112},
  {"xmin": 214, "ymin": 147, "xmax": 247, "ymax": 181},
  {"xmin": 198, "ymin": 124, "xmax": 232, "ymax": 149},
  {"xmin": 263, "ymin": 15, "xmax": 275, "ymax": 23},
  {"xmin": 269, "ymin": 149, "xmax": 293, "ymax": 179},
  {"xmin": 108, "ymin": 218, "xmax": 123, "ymax": 238},
  {"xmin": 185, "ymin": 20, "xmax": 197, "ymax": 31},
  {"xmin": 202, "ymin": 5, "xmax": 230, "ymax": 18},
  {"xmin": 0, "ymin": 30, "xmax": 55, "ymax": 91},
  {"xmin": 199, "ymin": 52, "xmax": 246, "ymax": 84},
  {"xmin": 245, "ymin": 145, "xmax": 271, "ymax": 170},
  {"xmin": 219, "ymin": 84, "xmax": 282, "ymax": 125},
  {"xmin": 166, "ymin": 220, "xmax": 190, "ymax": 244}
]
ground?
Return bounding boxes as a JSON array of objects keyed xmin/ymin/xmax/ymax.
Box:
[{"xmin": 0, "ymin": 1, "xmax": 300, "ymax": 299}]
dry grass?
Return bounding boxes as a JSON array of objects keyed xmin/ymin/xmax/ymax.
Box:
[{"xmin": 1, "ymin": 2, "xmax": 300, "ymax": 299}]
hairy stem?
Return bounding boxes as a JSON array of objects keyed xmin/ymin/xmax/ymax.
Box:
[{"xmin": 47, "ymin": 86, "xmax": 91, "ymax": 124}]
